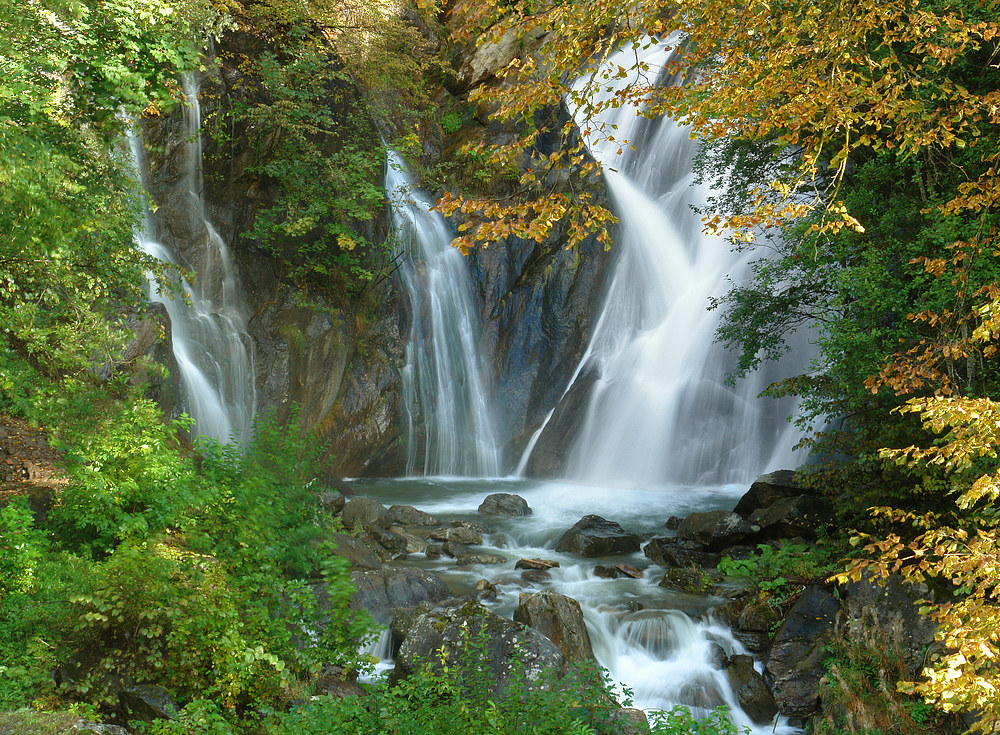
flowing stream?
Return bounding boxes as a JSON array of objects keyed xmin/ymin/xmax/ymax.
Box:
[
  {"xmin": 357, "ymin": 41, "xmax": 806, "ymax": 733},
  {"xmin": 386, "ymin": 152, "xmax": 503, "ymax": 477},
  {"xmin": 132, "ymin": 74, "xmax": 257, "ymax": 445}
]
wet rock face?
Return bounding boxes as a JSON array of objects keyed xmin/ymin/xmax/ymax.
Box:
[
  {"xmin": 733, "ymin": 470, "xmax": 802, "ymax": 517},
  {"xmin": 347, "ymin": 567, "xmax": 450, "ymax": 625},
  {"xmin": 643, "ymin": 536, "xmax": 720, "ymax": 568},
  {"xmin": 765, "ymin": 586, "xmax": 840, "ymax": 717},
  {"xmin": 747, "ymin": 495, "xmax": 834, "ymax": 541},
  {"xmin": 513, "ymin": 591, "xmax": 596, "ymax": 663},
  {"xmin": 478, "ymin": 492, "xmax": 532, "ymax": 516},
  {"xmin": 555, "ymin": 515, "xmax": 641, "ymax": 557},
  {"xmin": 842, "ymin": 573, "xmax": 937, "ymax": 675},
  {"xmin": 329, "ymin": 533, "xmax": 383, "ymax": 571},
  {"xmin": 390, "ymin": 601, "xmax": 567, "ymax": 698},
  {"xmin": 724, "ymin": 654, "xmax": 778, "ymax": 725},
  {"xmin": 341, "ymin": 498, "xmax": 391, "ymax": 530},
  {"xmin": 677, "ymin": 511, "xmax": 761, "ymax": 552}
]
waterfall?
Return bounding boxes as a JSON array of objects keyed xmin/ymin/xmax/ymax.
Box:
[
  {"xmin": 529, "ymin": 39, "xmax": 807, "ymax": 487},
  {"xmin": 385, "ymin": 152, "xmax": 503, "ymax": 477},
  {"xmin": 131, "ymin": 73, "xmax": 257, "ymax": 445}
]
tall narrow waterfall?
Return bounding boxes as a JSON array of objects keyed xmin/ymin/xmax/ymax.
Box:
[
  {"xmin": 132, "ymin": 74, "xmax": 257, "ymax": 445},
  {"xmin": 545, "ymin": 41, "xmax": 806, "ymax": 487},
  {"xmin": 386, "ymin": 153, "xmax": 503, "ymax": 477}
]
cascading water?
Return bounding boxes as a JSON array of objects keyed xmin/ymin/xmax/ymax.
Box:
[
  {"xmin": 386, "ymin": 152, "xmax": 503, "ymax": 477},
  {"xmin": 131, "ymin": 74, "xmax": 257, "ymax": 445},
  {"xmin": 351, "ymin": 39, "xmax": 806, "ymax": 735},
  {"xmin": 525, "ymin": 39, "xmax": 807, "ymax": 487}
]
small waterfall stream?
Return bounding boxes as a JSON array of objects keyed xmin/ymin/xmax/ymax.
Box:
[
  {"xmin": 386, "ymin": 152, "xmax": 503, "ymax": 477},
  {"xmin": 132, "ymin": 74, "xmax": 257, "ymax": 445}
]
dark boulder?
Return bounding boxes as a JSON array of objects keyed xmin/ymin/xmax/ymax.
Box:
[
  {"xmin": 748, "ymin": 495, "xmax": 833, "ymax": 541},
  {"xmin": 348, "ymin": 567, "xmax": 450, "ymax": 625},
  {"xmin": 676, "ymin": 511, "xmax": 760, "ymax": 552},
  {"xmin": 391, "ymin": 601, "xmax": 567, "ymax": 698},
  {"xmin": 389, "ymin": 526, "xmax": 429, "ymax": 554},
  {"xmin": 367, "ymin": 527, "xmax": 408, "ymax": 557},
  {"xmin": 430, "ymin": 526, "xmax": 483, "ymax": 545},
  {"xmin": 555, "ymin": 515, "xmax": 641, "ymax": 557},
  {"xmin": 522, "ymin": 569, "xmax": 551, "ymax": 583},
  {"xmin": 724, "ymin": 655, "xmax": 778, "ymax": 725},
  {"xmin": 841, "ymin": 573, "xmax": 937, "ymax": 675},
  {"xmin": 118, "ymin": 683, "xmax": 179, "ymax": 723},
  {"xmin": 341, "ymin": 498, "xmax": 391, "ymax": 530},
  {"xmin": 644, "ymin": 536, "xmax": 720, "ymax": 568},
  {"xmin": 513, "ymin": 591, "xmax": 596, "ymax": 662},
  {"xmin": 329, "ymin": 533, "xmax": 382, "ymax": 571},
  {"xmin": 478, "ymin": 493, "xmax": 532, "ymax": 516},
  {"xmin": 387, "ymin": 504, "xmax": 439, "ymax": 526},
  {"xmin": 765, "ymin": 586, "xmax": 840, "ymax": 717},
  {"xmin": 734, "ymin": 470, "xmax": 801, "ymax": 518},
  {"xmin": 658, "ymin": 567, "xmax": 718, "ymax": 594},
  {"xmin": 319, "ymin": 489, "xmax": 346, "ymax": 514},
  {"xmin": 441, "ymin": 540, "xmax": 472, "ymax": 558}
]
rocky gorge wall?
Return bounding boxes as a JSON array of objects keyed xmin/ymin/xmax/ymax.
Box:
[{"xmin": 137, "ymin": 16, "xmax": 614, "ymax": 476}]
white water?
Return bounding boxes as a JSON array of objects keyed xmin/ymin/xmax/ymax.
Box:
[
  {"xmin": 523, "ymin": 40, "xmax": 807, "ymax": 487},
  {"xmin": 131, "ymin": 74, "xmax": 257, "ymax": 445},
  {"xmin": 350, "ymin": 477, "xmax": 798, "ymax": 734},
  {"xmin": 386, "ymin": 152, "xmax": 503, "ymax": 477}
]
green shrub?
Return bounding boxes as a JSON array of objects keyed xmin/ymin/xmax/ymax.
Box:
[{"xmin": 717, "ymin": 541, "xmax": 838, "ymax": 601}]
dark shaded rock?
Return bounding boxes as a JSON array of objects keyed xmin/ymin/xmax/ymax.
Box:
[
  {"xmin": 594, "ymin": 565, "xmax": 620, "ymax": 579},
  {"xmin": 391, "ymin": 601, "xmax": 567, "ymax": 698},
  {"xmin": 430, "ymin": 526, "xmax": 483, "ymax": 545},
  {"xmin": 841, "ymin": 573, "xmax": 937, "ymax": 674},
  {"xmin": 523, "ymin": 367, "xmax": 600, "ymax": 478},
  {"xmin": 766, "ymin": 586, "xmax": 840, "ymax": 717},
  {"xmin": 734, "ymin": 470, "xmax": 801, "ymax": 518},
  {"xmin": 738, "ymin": 601, "xmax": 780, "ymax": 633},
  {"xmin": 329, "ymin": 533, "xmax": 382, "ymax": 570},
  {"xmin": 516, "ymin": 558, "xmax": 560, "ymax": 571},
  {"xmin": 643, "ymin": 537, "xmax": 720, "ymax": 568},
  {"xmin": 478, "ymin": 493, "xmax": 532, "ymax": 516},
  {"xmin": 734, "ymin": 631, "xmax": 771, "ymax": 655},
  {"xmin": 514, "ymin": 591, "xmax": 596, "ymax": 662},
  {"xmin": 677, "ymin": 511, "xmax": 760, "ymax": 552},
  {"xmin": 475, "ymin": 579, "xmax": 498, "ymax": 600},
  {"xmin": 347, "ymin": 567, "xmax": 450, "ymax": 625},
  {"xmin": 389, "ymin": 526, "xmax": 428, "ymax": 554},
  {"xmin": 319, "ymin": 489, "xmax": 346, "ymax": 514},
  {"xmin": 387, "ymin": 504, "xmax": 438, "ymax": 526},
  {"xmin": 725, "ymin": 655, "xmax": 778, "ymax": 725},
  {"xmin": 748, "ymin": 495, "xmax": 833, "ymax": 541},
  {"xmin": 664, "ymin": 516, "xmax": 683, "ymax": 530},
  {"xmin": 451, "ymin": 519, "xmax": 490, "ymax": 534},
  {"xmin": 627, "ymin": 600, "xmax": 644, "ymax": 613},
  {"xmin": 457, "ymin": 553, "xmax": 507, "ymax": 566},
  {"xmin": 341, "ymin": 498, "xmax": 390, "ymax": 530},
  {"xmin": 708, "ymin": 642, "xmax": 729, "ymax": 668},
  {"xmin": 442, "ymin": 540, "xmax": 472, "ymax": 558},
  {"xmin": 119, "ymin": 683, "xmax": 179, "ymax": 722},
  {"xmin": 658, "ymin": 567, "xmax": 717, "ymax": 594},
  {"xmin": 424, "ymin": 544, "xmax": 442, "ymax": 559},
  {"xmin": 555, "ymin": 515, "xmax": 641, "ymax": 557},
  {"xmin": 368, "ymin": 527, "xmax": 408, "ymax": 556},
  {"xmin": 316, "ymin": 666, "xmax": 366, "ymax": 699},
  {"xmin": 522, "ymin": 569, "xmax": 551, "ymax": 583}
]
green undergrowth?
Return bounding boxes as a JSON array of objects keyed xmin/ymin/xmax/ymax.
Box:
[{"xmin": 0, "ymin": 395, "xmax": 372, "ymax": 731}]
